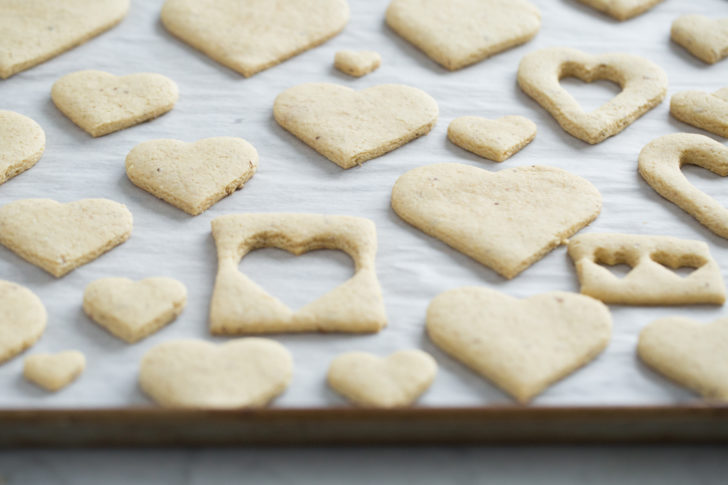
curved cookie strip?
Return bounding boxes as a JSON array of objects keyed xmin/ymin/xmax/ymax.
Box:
[
  {"xmin": 639, "ymin": 317, "xmax": 728, "ymax": 401},
  {"xmin": 161, "ymin": 0, "xmax": 349, "ymax": 77},
  {"xmin": 517, "ymin": 47, "xmax": 667, "ymax": 144},
  {"xmin": 670, "ymin": 88, "xmax": 728, "ymax": 138},
  {"xmin": 671, "ymin": 15, "xmax": 728, "ymax": 65},
  {"xmin": 386, "ymin": 0, "xmax": 540, "ymax": 71},
  {"xmin": 0, "ymin": 110, "xmax": 45, "ymax": 185},
  {"xmin": 273, "ymin": 83, "xmax": 438, "ymax": 169},
  {"xmin": 447, "ymin": 115, "xmax": 536, "ymax": 162},
  {"xmin": 23, "ymin": 351, "xmax": 85, "ymax": 392},
  {"xmin": 0, "ymin": 280, "xmax": 46, "ymax": 364},
  {"xmin": 51, "ymin": 70, "xmax": 178, "ymax": 137},
  {"xmin": 209, "ymin": 213, "xmax": 387, "ymax": 334},
  {"xmin": 0, "ymin": 0, "xmax": 129, "ymax": 79},
  {"xmin": 334, "ymin": 50, "xmax": 381, "ymax": 77},
  {"xmin": 574, "ymin": 0, "xmax": 663, "ymax": 21},
  {"xmin": 427, "ymin": 287, "xmax": 612, "ymax": 403},
  {"xmin": 391, "ymin": 163, "xmax": 602, "ymax": 279},
  {"xmin": 638, "ymin": 133, "xmax": 728, "ymax": 239},
  {"xmin": 568, "ymin": 233, "xmax": 725, "ymax": 305}
]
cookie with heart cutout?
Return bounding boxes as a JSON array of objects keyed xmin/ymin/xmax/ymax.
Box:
[
  {"xmin": 0, "ymin": 280, "xmax": 46, "ymax": 364},
  {"xmin": 23, "ymin": 351, "xmax": 85, "ymax": 391},
  {"xmin": 334, "ymin": 50, "xmax": 381, "ymax": 77},
  {"xmin": 671, "ymin": 15, "xmax": 728, "ymax": 64},
  {"xmin": 670, "ymin": 87, "xmax": 728, "ymax": 138},
  {"xmin": 574, "ymin": 0, "xmax": 663, "ymax": 21},
  {"xmin": 447, "ymin": 115, "xmax": 536, "ymax": 162},
  {"xmin": 0, "ymin": 110, "xmax": 45, "ymax": 185}
]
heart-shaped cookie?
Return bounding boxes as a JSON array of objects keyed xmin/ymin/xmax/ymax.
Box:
[
  {"xmin": 670, "ymin": 88, "xmax": 728, "ymax": 138},
  {"xmin": 671, "ymin": 15, "xmax": 728, "ymax": 65},
  {"xmin": 0, "ymin": 280, "xmax": 46, "ymax": 363},
  {"xmin": 517, "ymin": 47, "xmax": 667, "ymax": 144},
  {"xmin": 0, "ymin": 110, "xmax": 45, "ymax": 185},
  {"xmin": 638, "ymin": 133, "xmax": 728, "ymax": 239},
  {"xmin": 386, "ymin": 0, "xmax": 540, "ymax": 70},
  {"xmin": 126, "ymin": 137, "xmax": 258, "ymax": 215},
  {"xmin": 51, "ymin": 70, "xmax": 178, "ymax": 137},
  {"xmin": 161, "ymin": 0, "xmax": 349, "ymax": 77},
  {"xmin": 0, "ymin": 0, "xmax": 129, "ymax": 79},
  {"xmin": 274, "ymin": 83, "xmax": 438, "ymax": 169},
  {"xmin": 575, "ymin": 0, "xmax": 663, "ymax": 21},
  {"xmin": 23, "ymin": 350, "xmax": 85, "ymax": 392},
  {"xmin": 639, "ymin": 317, "xmax": 728, "ymax": 400},
  {"xmin": 334, "ymin": 50, "xmax": 381, "ymax": 77},
  {"xmin": 427, "ymin": 287, "xmax": 612, "ymax": 403},
  {"xmin": 0, "ymin": 199, "xmax": 133, "ymax": 277},
  {"xmin": 327, "ymin": 350, "xmax": 437, "ymax": 408},
  {"xmin": 139, "ymin": 338, "xmax": 293, "ymax": 409},
  {"xmin": 391, "ymin": 163, "xmax": 602, "ymax": 279},
  {"xmin": 83, "ymin": 277, "xmax": 187, "ymax": 343},
  {"xmin": 447, "ymin": 115, "xmax": 536, "ymax": 162}
]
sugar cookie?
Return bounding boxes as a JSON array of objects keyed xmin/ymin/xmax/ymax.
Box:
[
  {"xmin": 447, "ymin": 115, "xmax": 536, "ymax": 162},
  {"xmin": 0, "ymin": 110, "xmax": 45, "ymax": 185},
  {"xmin": 574, "ymin": 0, "xmax": 663, "ymax": 21},
  {"xmin": 671, "ymin": 15, "xmax": 728, "ymax": 65},
  {"xmin": 23, "ymin": 351, "xmax": 85, "ymax": 392},
  {"xmin": 0, "ymin": 280, "xmax": 46, "ymax": 364},
  {"xmin": 670, "ymin": 88, "xmax": 728, "ymax": 138},
  {"xmin": 334, "ymin": 50, "xmax": 381, "ymax": 77}
]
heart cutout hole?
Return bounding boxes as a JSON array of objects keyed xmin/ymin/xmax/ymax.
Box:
[
  {"xmin": 593, "ymin": 247, "xmax": 635, "ymax": 279},
  {"xmin": 239, "ymin": 248, "xmax": 354, "ymax": 310},
  {"xmin": 681, "ymin": 164, "xmax": 728, "ymax": 208},
  {"xmin": 650, "ymin": 251, "xmax": 706, "ymax": 278},
  {"xmin": 559, "ymin": 76, "xmax": 622, "ymax": 113}
]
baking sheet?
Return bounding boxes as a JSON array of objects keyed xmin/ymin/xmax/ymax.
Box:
[{"xmin": 0, "ymin": 0, "xmax": 727, "ymax": 408}]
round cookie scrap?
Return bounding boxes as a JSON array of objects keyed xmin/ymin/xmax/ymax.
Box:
[
  {"xmin": 0, "ymin": 110, "xmax": 45, "ymax": 185},
  {"xmin": 574, "ymin": 0, "xmax": 663, "ymax": 21},
  {"xmin": 23, "ymin": 351, "xmax": 85, "ymax": 392},
  {"xmin": 51, "ymin": 70, "xmax": 179, "ymax": 137},
  {"xmin": 0, "ymin": 280, "xmax": 46, "ymax": 364},
  {"xmin": 139, "ymin": 338, "xmax": 293, "ymax": 409},
  {"xmin": 334, "ymin": 50, "xmax": 381, "ymax": 77},
  {"xmin": 670, "ymin": 88, "xmax": 728, "ymax": 138},
  {"xmin": 671, "ymin": 15, "xmax": 728, "ymax": 65},
  {"xmin": 447, "ymin": 115, "xmax": 536, "ymax": 162}
]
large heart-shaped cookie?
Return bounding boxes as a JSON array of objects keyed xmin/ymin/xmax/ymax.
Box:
[
  {"xmin": 386, "ymin": 0, "xmax": 540, "ymax": 70},
  {"xmin": 0, "ymin": 199, "xmax": 133, "ymax": 277},
  {"xmin": 126, "ymin": 137, "xmax": 258, "ymax": 215},
  {"xmin": 0, "ymin": 280, "xmax": 46, "ymax": 363},
  {"xmin": 0, "ymin": 110, "xmax": 45, "ymax": 185},
  {"xmin": 23, "ymin": 350, "xmax": 85, "ymax": 392},
  {"xmin": 161, "ymin": 0, "xmax": 349, "ymax": 77},
  {"xmin": 51, "ymin": 70, "xmax": 178, "ymax": 137},
  {"xmin": 0, "ymin": 0, "xmax": 129, "ymax": 79},
  {"xmin": 274, "ymin": 83, "xmax": 438, "ymax": 169},
  {"xmin": 391, "ymin": 163, "xmax": 602, "ymax": 279},
  {"xmin": 327, "ymin": 350, "xmax": 437, "ymax": 408},
  {"xmin": 83, "ymin": 277, "xmax": 187, "ymax": 343},
  {"xmin": 447, "ymin": 115, "xmax": 536, "ymax": 162},
  {"xmin": 139, "ymin": 338, "xmax": 293, "ymax": 408},
  {"xmin": 670, "ymin": 88, "xmax": 728, "ymax": 138},
  {"xmin": 575, "ymin": 0, "xmax": 663, "ymax": 21},
  {"xmin": 639, "ymin": 317, "xmax": 728, "ymax": 400},
  {"xmin": 638, "ymin": 133, "xmax": 728, "ymax": 239},
  {"xmin": 517, "ymin": 47, "xmax": 667, "ymax": 144},
  {"xmin": 427, "ymin": 287, "xmax": 612, "ymax": 403},
  {"xmin": 671, "ymin": 15, "xmax": 728, "ymax": 65}
]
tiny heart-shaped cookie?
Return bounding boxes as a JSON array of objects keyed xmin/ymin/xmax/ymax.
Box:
[
  {"xmin": 447, "ymin": 115, "xmax": 536, "ymax": 162},
  {"xmin": 274, "ymin": 83, "xmax": 438, "ymax": 168},
  {"xmin": 386, "ymin": 0, "xmax": 541, "ymax": 70},
  {"xmin": 0, "ymin": 110, "xmax": 45, "ymax": 185},
  {"xmin": 51, "ymin": 70, "xmax": 178, "ymax": 137},
  {"xmin": 334, "ymin": 50, "xmax": 381, "ymax": 77},
  {"xmin": 671, "ymin": 15, "xmax": 728, "ymax": 64},
  {"xmin": 139, "ymin": 338, "xmax": 293, "ymax": 409},
  {"xmin": 83, "ymin": 277, "xmax": 187, "ymax": 343},
  {"xmin": 670, "ymin": 87, "xmax": 728, "ymax": 138},
  {"xmin": 161, "ymin": 0, "xmax": 349, "ymax": 77},
  {"xmin": 126, "ymin": 137, "xmax": 258, "ymax": 215},
  {"xmin": 0, "ymin": 280, "xmax": 46, "ymax": 363},
  {"xmin": 327, "ymin": 350, "xmax": 437, "ymax": 408},
  {"xmin": 0, "ymin": 198, "xmax": 133, "ymax": 277},
  {"xmin": 0, "ymin": 0, "xmax": 129, "ymax": 79},
  {"xmin": 391, "ymin": 163, "xmax": 602, "ymax": 279},
  {"xmin": 517, "ymin": 47, "xmax": 667, "ymax": 144},
  {"xmin": 23, "ymin": 350, "xmax": 85, "ymax": 392},
  {"xmin": 427, "ymin": 287, "xmax": 612, "ymax": 403},
  {"xmin": 639, "ymin": 317, "xmax": 728, "ymax": 401},
  {"xmin": 575, "ymin": 0, "xmax": 663, "ymax": 21}
]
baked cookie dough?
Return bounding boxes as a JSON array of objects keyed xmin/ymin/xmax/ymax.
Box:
[
  {"xmin": 574, "ymin": 0, "xmax": 663, "ymax": 21},
  {"xmin": 447, "ymin": 115, "xmax": 536, "ymax": 162},
  {"xmin": 0, "ymin": 280, "xmax": 46, "ymax": 364},
  {"xmin": 334, "ymin": 50, "xmax": 381, "ymax": 77},
  {"xmin": 671, "ymin": 15, "xmax": 728, "ymax": 65},
  {"xmin": 0, "ymin": 110, "xmax": 45, "ymax": 185},
  {"xmin": 23, "ymin": 351, "xmax": 85, "ymax": 392},
  {"xmin": 670, "ymin": 88, "xmax": 728, "ymax": 138}
]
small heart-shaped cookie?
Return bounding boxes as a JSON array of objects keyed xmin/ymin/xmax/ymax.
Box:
[
  {"xmin": 0, "ymin": 199, "xmax": 133, "ymax": 277},
  {"xmin": 0, "ymin": 0, "xmax": 129, "ymax": 79},
  {"xmin": 391, "ymin": 163, "xmax": 601, "ymax": 279},
  {"xmin": 327, "ymin": 350, "xmax": 437, "ymax": 408},
  {"xmin": 23, "ymin": 351, "xmax": 85, "ymax": 392},
  {"xmin": 518, "ymin": 47, "xmax": 667, "ymax": 144},
  {"xmin": 83, "ymin": 277, "xmax": 187, "ymax": 343},
  {"xmin": 334, "ymin": 50, "xmax": 381, "ymax": 77},
  {"xmin": 447, "ymin": 115, "xmax": 536, "ymax": 162},
  {"xmin": 139, "ymin": 338, "xmax": 293, "ymax": 409},
  {"xmin": 427, "ymin": 287, "xmax": 612, "ymax": 403},
  {"xmin": 575, "ymin": 0, "xmax": 663, "ymax": 21},
  {"xmin": 161, "ymin": 0, "xmax": 349, "ymax": 77},
  {"xmin": 274, "ymin": 83, "xmax": 438, "ymax": 168},
  {"xmin": 670, "ymin": 88, "xmax": 728, "ymax": 138},
  {"xmin": 386, "ymin": 0, "xmax": 540, "ymax": 70},
  {"xmin": 126, "ymin": 137, "xmax": 258, "ymax": 215},
  {"xmin": 0, "ymin": 280, "xmax": 46, "ymax": 363},
  {"xmin": 51, "ymin": 70, "xmax": 178, "ymax": 137},
  {"xmin": 671, "ymin": 15, "xmax": 728, "ymax": 64},
  {"xmin": 639, "ymin": 317, "xmax": 728, "ymax": 401},
  {"xmin": 0, "ymin": 110, "xmax": 45, "ymax": 185}
]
